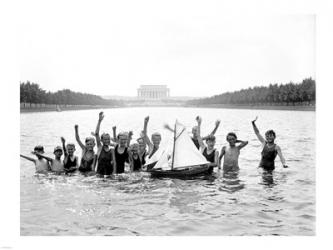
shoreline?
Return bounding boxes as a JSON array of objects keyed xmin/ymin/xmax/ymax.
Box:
[{"xmin": 20, "ymin": 104, "xmax": 315, "ymax": 113}]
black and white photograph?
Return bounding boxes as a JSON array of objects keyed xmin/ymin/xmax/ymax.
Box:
[{"xmin": 2, "ymin": 0, "xmax": 333, "ymax": 248}]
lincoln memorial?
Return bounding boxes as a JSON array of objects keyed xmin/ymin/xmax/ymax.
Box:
[{"xmin": 137, "ymin": 85, "xmax": 170, "ymax": 99}]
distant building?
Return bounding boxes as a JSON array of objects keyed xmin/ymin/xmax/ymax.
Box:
[{"xmin": 137, "ymin": 85, "xmax": 170, "ymax": 99}]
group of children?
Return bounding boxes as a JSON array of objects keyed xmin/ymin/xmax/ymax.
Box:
[{"xmin": 20, "ymin": 112, "xmax": 288, "ymax": 177}]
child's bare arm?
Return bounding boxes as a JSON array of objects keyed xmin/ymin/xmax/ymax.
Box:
[
  {"xmin": 143, "ymin": 116, "xmax": 153, "ymax": 153},
  {"xmin": 213, "ymin": 150, "xmax": 219, "ymax": 167},
  {"xmin": 237, "ymin": 140, "xmax": 249, "ymax": 150},
  {"xmin": 203, "ymin": 119, "xmax": 221, "ymax": 140},
  {"xmin": 218, "ymin": 146, "xmax": 226, "ymax": 169},
  {"xmin": 20, "ymin": 154, "xmax": 36, "ymax": 163},
  {"xmin": 196, "ymin": 116, "xmax": 205, "ymax": 150},
  {"xmin": 112, "ymin": 126, "xmax": 117, "ymax": 143},
  {"xmin": 95, "ymin": 112, "xmax": 104, "ymax": 148},
  {"xmin": 127, "ymin": 131, "xmax": 133, "ymax": 147},
  {"xmin": 32, "ymin": 152, "xmax": 53, "ymax": 162},
  {"xmin": 276, "ymin": 145, "xmax": 288, "ymax": 168},
  {"xmin": 251, "ymin": 117, "xmax": 265, "ymax": 144},
  {"xmin": 74, "ymin": 125, "xmax": 85, "ymax": 150},
  {"xmin": 61, "ymin": 137, "xmax": 68, "ymax": 157},
  {"xmin": 112, "ymin": 149, "xmax": 117, "ymax": 174}
]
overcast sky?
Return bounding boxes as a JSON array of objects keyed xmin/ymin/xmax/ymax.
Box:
[{"xmin": 19, "ymin": 1, "xmax": 315, "ymax": 97}]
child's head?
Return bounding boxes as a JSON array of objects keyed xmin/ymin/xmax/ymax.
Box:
[
  {"xmin": 53, "ymin": 146, "xmax": 63, "ymax": 158},
  {"xmin": 265, "ymin": 130, "xmax": 276, "ymax": 143},
  {"xmin": 226, "ymin": 132, "xmax": 237, "ymax": 146},
  {"xmin": 151, "ymin": 133, "xmax": 161, "ymax": 147},
  {"xmin": 192, "ymin": 126, "xmax": 199, "ymax": 137},
  {"xmin": 117, "ymin": 132, "xmax": 128, "ymax": 147},
  {"xmin": 66, "ymin": 143, "xmax": 76, "ymax": 155},
  {"xmin": 137, "ymin": 137, "xmax": 146, "ymax": 153},
  {"xmin": 205, "ymin": 135, "xmax": 216, "ymax": 148},
  {"xmin": 101, "ymin": 133, "xmax": 111, "ymax": 146},
  {"xmin": 34, "ymin": 145, "xmax": 44, "ymax": 159},
  {"xmin": 85, "ymin": 137, "xmax": 95, "ymax": 150},
  {"xmin": 130, "ymin": 143, "xmax": 139, "ymax": 155}
]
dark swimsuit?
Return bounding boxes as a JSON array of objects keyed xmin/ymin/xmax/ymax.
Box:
[
  {"xmin": 79, "ymin": 151, "xmax": 95, "ymax": 172},
  {"xmin": 132, "ymin": 155, "xmax": 142, "ymax": 172},
  {"xmin": 97, "ymin": 148, "xmax": 113, "ymax": 175},
  {"xmin": 259, "ymin": 143, "xmax": 277, "ymax": 171},
  {"xmin": 203, "ymin": 148, "xmax": 216, "ymax": 173},
  {"xmin": 115, "ymin": 145, "xmax": 129, "ymax": 174},
  {"xmin": 64, "ymin": 156, "xmax": 77, "ymax": 173}
]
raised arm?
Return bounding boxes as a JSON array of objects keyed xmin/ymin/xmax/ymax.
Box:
[
  {"xmin": 236, "ymin": 140, "xmax": 249, "ymax": 150},
  {"xmin": 143, "ymin": 116, "xmax": 153, "ymax": 152},
  {"xmin": 95, "ymin": 111, "xmax": 104, "ymax": 148},
  {"xmin": 127, "ymin": 131, "xmax": 133, "ymax": 147},
  {"xmin": 203, "ymin": 119, "xmax": 221, "ymax": 140},
  {"xmin": 74, "ymin": 125, "xmax": 85, "ymax": 150},
  {"xmin": 32, "ymin": 152, "xmax": 53, "ymax": 162},
  {"xmin": 276, "ymin": 145, "xmax": 288, "ymax": 168},
  {"xmin": 251, "ymin": 116, "xmax": 265, "ymax": 144},
  {"xmin": 196, "ymin": 116, "xmax": 205, "ymax": 150},
  {"xmin": 112, "ymin": 126, "xmax": 117, "ymax": 143},
  {"xmin": 20, "ymin": 154, "xmax": 36, "ymax": 163},
  {"xmin": 61, "ymin": 137, "xmax": 68, "ymax": 157}
]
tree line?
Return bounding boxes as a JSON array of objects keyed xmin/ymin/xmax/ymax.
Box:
[
  {"xmin": 187, "ymin": 78, "xmax": 315, "ymax": 106},
  {"xmin": 20, "ymin": 81, "xmax": 124, "ymax": 106}
]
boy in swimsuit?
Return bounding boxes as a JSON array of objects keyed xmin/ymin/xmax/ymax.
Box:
[
  {"xmin": 93, "ymin": 112, "xmax": 116, "ymax": 177},
  {"xmin": 219, "ymin": 132, "xmax": 248, "ymax": 171},
  {"xmin": 61, "ymin": 137, "xmax": 79, "ymax": 174},
  {"xmin": 32, "ymin": 146, "xmax": 65, "ymax": 174},
  {"xmin": 196, "ymin": 116, "xmax": 219, "ymax": 170},
  {"xmin": 251, "ymin": 116, "xmax": 288, "ymax": 171},
  {"xmin": 20, "ymin": 145, "xmax": 50, "ymax": 174},
  {"xmin": 136, "ymin": 137, "xmax": 147, "ymax": 166},
  {"xmin": 75, "ymin": 124, "xmax": 96, "ymax": 173}
]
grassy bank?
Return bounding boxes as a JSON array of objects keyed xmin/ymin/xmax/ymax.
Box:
[{"xmin": 185, "ymin": 104, "xmax": 315, "ymax": 111}]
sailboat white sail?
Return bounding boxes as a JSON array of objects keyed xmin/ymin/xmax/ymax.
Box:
[{"xmin": 152, "ymin": 120, "xmax": 209, "ymax": 170}]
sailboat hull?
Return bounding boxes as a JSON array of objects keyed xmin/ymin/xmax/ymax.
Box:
[{"xmin": 148, "ymin": 164, "xmax": 212, "ymax": 179}]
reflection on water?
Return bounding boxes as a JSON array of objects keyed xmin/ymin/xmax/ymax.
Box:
[{"xmin": 20, "ymin": 107, "xmax": 315, "ymax": 235}]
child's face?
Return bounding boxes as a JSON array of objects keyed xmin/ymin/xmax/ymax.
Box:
[
  {"xmin": 102, "ymin": 135, "xmax": 111, "ymax": 146},
  {"xmin": 137, "ymin": 139, "xmax": 146, "ymax": 152},
  {"xmin": 118, "ymin": 135, "xmax": 128, "ymax": 147},
  {"xmin": 67, "ymin": 146, "xmax": 75, "ymax": 155},
  {"xmin": 152, "ymin": 135, "xmax": 161, "ymax": 146},
  {"xmin": 54, "ymin": 150, "xmax": 63, "ymax": 158},
  {"xmin": 86, "ymin": 140, "xmax": 95, "ymax": 150},
  {"xmin": 131, "ymin": 145, "xmax": 139, "ymax": 155},
  {"xmin": 35, "ymin": 150, "xmax": 44, "ymax": 159},
  {"xmin": 227, "ymin": 136, "xmax": 237, "ymax": 146},
  {"xmin": 265, "ymin": 134, "xmax": 275, "ymax": 143},
  {"xmin": 206, "ymin": 139, "xmax": 215, "ymax": 148}
]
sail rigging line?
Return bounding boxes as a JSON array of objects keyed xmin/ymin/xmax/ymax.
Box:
[
  {"xmin": 171, "ymin": 121, "xmax": 177, "ymax": 170},
  {"xmin": 175, "ymin": 128, "xmax": 186, "ymax": 140}
]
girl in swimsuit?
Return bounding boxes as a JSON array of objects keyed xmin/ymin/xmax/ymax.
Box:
[
  {"xmin": 75, "ymin": 124, "xmax": 96, "ymax": 173},
  {"xmin": 129, "ymin": 143, "xmax": 143, "ymax": 172},
  {"xmin": 251, "ymin": 116, "xmax": 288, "ymax": 171},
  {"xmin": 61, "ymin": 137, "xmax": 79, "ymax": 174},
  {"xmin": 114, "ymin": 132, "xmax": 129, "ymax": 174},
  {"xmin": 196, "ymin": 116, "xmax": 219, "ymax": 172}
]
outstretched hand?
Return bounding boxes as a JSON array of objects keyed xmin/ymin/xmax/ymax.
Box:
[
  {"xmin": 252, "ymin": 116, "xmax": 258, "ymax": 123},
  {"xmin": 144, "ymin": 116, "xmax": 149, "ymax": 123},
  {"xmin": 74, "ymin": 124, "xmax": 79, "ymax": 130},
  {"xmin": 98, "ymin": 111, "xmax": 104, "ymax": 121},
  {"xmin": 196, "ymin": 116, "xmax": 202, "ymax": 124},
  {"xmin": 215, "ymin": 119, "xmax": 221, "ymax": 127},
  {"xmin": 61, "ymin": 137, "xmax": 66, "ymax": 144}
]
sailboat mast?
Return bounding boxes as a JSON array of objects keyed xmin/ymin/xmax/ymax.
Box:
[{"xmin": 171, "ymin": 121, "xmax": 177, "ymax": 170}]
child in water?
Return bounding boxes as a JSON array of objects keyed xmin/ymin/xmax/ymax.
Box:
[
  {"xmin": 251, "ymin": 116, "xmax": 288, "ymax": 171},
  {"xmin": 61, "ymin": 137, "xmax": 79, "ymax": 174},
  {"xmin": 129, "ymin": 143, "xmax": 143, "ymax": 172},
  {"xmin": 196, "ymin": 116, "xmax": 219, "ymax": 171},
  {"xmin": 75, "ymin": 124, "xmax": 96, "ymax": 173},
  {"xmin": 114, "ymin": 132, "xmax": 130, "ymax": 174},
  {"xmin": 20, "ymin": 145, "xmax": 50, "ymax": 174},
  {"xmin": 191, "ymin": 119, "xmax": 221, "ymax": 150},
  {"xmin": 94, "ymin": 112, "xmax": 116, "ymax": 177},
  {"xmin": 32, "ymin": 145, "xmax": 65, "ymax": 174},
  {"xmin": 219, "ymin": 132, "xmax": 248, "ymax": 172}
]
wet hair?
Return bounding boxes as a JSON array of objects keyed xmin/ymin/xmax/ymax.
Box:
[
  {"xmin": 117, "ymin": 132, "xmax": 128, "ymax": 140},
  {"xmin": 101, "ymin": 133, "xmax": 111, "ymax": 140},
  {"xmin": 152, "ymin": 132, "xmax": 161, "ymax": 138},
  {"xmin": 226, "ymin": 132, "xmax": 237, "ymax": 140},
  {"xmin": 34, "ymin": 145, "xmax": 44, "ymax": 152},
  {"xmin": 205, "ymin": 135, "xmax": 216, "ymax": 142},
  {"xmin": 265, "ymin": 130, "xmax": 276, "ymax": 138},
  {"xmin": 66, "ymin": 143, "xmax": 75, "ymax": 149},
  {"xmin": 85, "ymin": 137, "xmax": 95, "ymax": 144}
]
